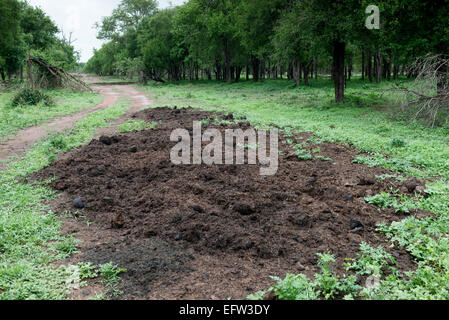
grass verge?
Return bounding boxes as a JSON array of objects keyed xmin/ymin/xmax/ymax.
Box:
[
  {"xmin": 0, "ymin": 89, "xmax": 103, "ymax": 139},
  {"xmin": 0, "ymin": 98, "xmax": 130, "ymax": 300}
]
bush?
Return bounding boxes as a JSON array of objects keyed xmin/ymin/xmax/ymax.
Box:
[{"xmin": 10, "ymin": 88, "xmax": 55, "ymax": 107}]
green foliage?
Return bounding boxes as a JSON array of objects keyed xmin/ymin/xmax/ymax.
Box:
[
  {"xmin": 119, "ymin": 119, "xmax": 158, "ymax": 133},
  {"xmin": 0, "ymin": 0, "xmax": 25, "ymax": 77},
  {"xmin": 346, "ymin": 242, "xmax": 397, "ymax": 277},
  {"xmin": 313, "ymin": 254, "xmax": 342, "ymax": 299},
  {"xmin": 365, "ymin": 191, "xmax": 418, "ymax": 213},
  {"xmin": 0, "ymin": 99, "xmax": 131, "ymax": 299},
  {"xmin": 99, "ymin": 263, "xmax": 127, "ymax": 296},
  {"xmin": 138, "ymin": 8, "xmax": 183, "ymax": 79},
  {"xmin": 294, "ymin": 144, "xmax": 313, "ymax": 161},
  {"xmin": 0, "ymin": 0, "xmax": 78, "ymax": 79},
  {"xmin": 78, "ymin": 263, "xmax": 99, "ymax": 280},
  {"xmin": 0, "ymin": 89, "xmax": 102, "ymax": 139},
  {"xmin": 96, "ymin": 0, "xmax": 158, "ymax": 40},
  {"xmin": 55, "ymin": 237, "xmax": 79, "ymax": 255},
  {"xmin": 262, "ymin": 253, "xmax": 362, "ymax": 300},
  {"xmin": 315, "ymin": 156, "xmax": 332, "ymax": 162},
  {"xmin": 391, "ymin": 138, "xmax": 407, "ymax": 148},
  {"xmin": 375, "ymin": 174, "xmax": 406, "ymax": 183},
  {"xmin": 269, "ymin": 274, "xmax": 319, "ymax": 300},
  {"xmin": 21, "ymin": 4, "xmax": 59, "ymax": 51},
  {"xmin": 99, "ymin": 263, "xmax": 127, "ymax": 285},
  {"xmin": 10, "ymin": 88, "xmax": 55, "ymax": 107},
  {"xmin": 144, "ymin": 80, "xmax": 449, "ymax": 300}
]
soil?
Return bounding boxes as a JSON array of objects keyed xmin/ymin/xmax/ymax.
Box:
[{"xmin": 33, "ymin": 106, "xmax": 423, "ymax": 300}]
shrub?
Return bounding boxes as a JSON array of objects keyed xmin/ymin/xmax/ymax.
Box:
[{"xmin": 10, "ymin": 88, "xmax": 55, "ymax": 107}]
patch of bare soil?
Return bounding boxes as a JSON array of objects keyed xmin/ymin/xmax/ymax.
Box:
[{"xmin": 33, "ymin": 107, "xmax": 421, "ymax": 300}]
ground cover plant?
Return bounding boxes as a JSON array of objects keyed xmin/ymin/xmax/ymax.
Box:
[
  {"xmin": 0, "ymin": 98, "xmax": 131, "ymax": 299},
  {"xmin": 0, "ymin": 89, "xmax": 102, "ymax": 139},
  {"xmin": 135, "ymin": 78, "xmax": 449, "ymax": 299},
  {"xmin": 2, "ymin": 0, "xmax": 449, "ymax": 303},
  {"xmin": 1, "ymin": 76, "xmax": 448, "ymax": 300}
]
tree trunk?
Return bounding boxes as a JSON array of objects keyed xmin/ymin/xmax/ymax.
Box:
[
  {"xmin": 288, "ymin": 62, "xmax": 293, "ymax": 80},
  {"xmin": 252, "ymin": 56, "xmax": 260, "ymax": 82},
  {"xmin": 215, "ymin": 61, "xmax": 222, "ymax": 80},
  {"xmin": 188, "ymin": 63, "xmax": 194, "ymax": 82},
  {"xmin": 387, "ymin": 52, "xmax": 393, "ymax": 81},
  {"xmin": 293, "ymin": 60, "xmax": 301, "ymax": 86},
  {"xmin": 437, "ymin": 62, "xmax": 447, "ymax": 94},
  {"xmin": 347, "ymin": 56, "xmax": 352, "ymax": 81},
  {"xmin": 375, "ymin": 51, "xmax": 382, "ymax": 83},
  {"xmin": 246, "ymin": 65, "xmax": 249, "ymax": 80},
  {"xmin": 224, "ymin": 40, "xmax": 232, "ymax": 84},
  {"xmin": 267, "ymin": 61, "xmax": 271, "ymax": 79},
  {"xmin": 393, "ymin": 65, "xmax": 399, "ymax": 80},
  {"xmin": 235, "ymin": 67, "xmax": 242, "ymax": 82},
  {"xmin": 195, "ymin": 62, "xmax": 199, "ymax": 81},
  {"xmin": 368, "ymin": 51, "xmax": 373, "ymax": 82},
  {"xmin": 27, "ymin": 53, "xmax": 34, "ymax": 89},
  {"xmin": 303, "ymin": 63, "xmax": 310, "ymax": 86},
  {"xmin": 333, "ymin": 41, "xmax": 345, "ymax": 102},
  {"xmin": 362, "ymin": 50, "xmax": 365, "ymax": 80}
]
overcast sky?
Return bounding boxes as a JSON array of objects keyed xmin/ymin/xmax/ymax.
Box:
[{"xmin": 27, "ymin": 0, "xmax": 186, "ymax": 62}]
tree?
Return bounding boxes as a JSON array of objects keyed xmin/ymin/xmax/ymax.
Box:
[
  {"xmin": 295, "ymin": 0, "xmax": 364, "ymax": 101},
  {"xmin": 138, "ymin": 9, "xmax": 183, "ymax": 82},
  {"xmin": 96, "ymin": 0, "xmax": 158, "ymax": 40},
  {"xmin": 271, "ymin": 1, "xmax": 317, "ymax": 86},
  {"xmin": 0, "ymin": 0, "xmax": 24, "ymax": 81},
  {"xmin": 20, "ymin": 4, "xmax": 59, "ymax": 51},
  {"xmin": 197, "ymin": 0, "xmax": 242, "ymax": 83},
  {"xmin": 234, "ymin": 0, "xmax": 284, "ymax": 82},
  {"xmin": 173, "ymin": 0, "xmax": 217, "ymax": 81}
]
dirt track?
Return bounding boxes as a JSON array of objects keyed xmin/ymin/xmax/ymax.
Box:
[
  {"xmin": 34, "ymin": 107, "xmax": 421, "ymax": 300},
  {"xmin": 0, "ymin": 81, "xmax": 153, "ymax": 169}
]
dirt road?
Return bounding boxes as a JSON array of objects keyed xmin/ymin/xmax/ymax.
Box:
[{"xmin": 0, "ymin": 82, "xmax": 153, "ymax": 170}]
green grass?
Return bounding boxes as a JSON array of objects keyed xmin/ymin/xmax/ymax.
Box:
[
  {"xmin": 1, "ymin": 75, "xmax": 449, "ymax": 300},
  {"xmin": 119, "ymin": 119, "xmax": 159, "ymax": 133},
  {"xmin": 0, "ymin": 89, "xmax": 102, "ymax": 140},
  {"xmin": 0, "ymin": 98, "xmax": 131, "ymax": 300},
  {"xmin": 140, "ymin": 77, "xmax": 449, "ymax": 300},
  {"xmin": 83, "ymin": 74, "xmax": 138, "ymax": 84}
]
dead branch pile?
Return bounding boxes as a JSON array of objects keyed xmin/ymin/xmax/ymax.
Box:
[
  {"xmin": 28, "ymin": 56, "xmax": 92, "ymax": 92},
  {"xmin": 393, "ymin": 54, "xmax": 449, "ymax": 127}
]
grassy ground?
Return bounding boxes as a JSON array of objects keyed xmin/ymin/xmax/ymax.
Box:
[
  {"xmin": 0, "ymin": 98, "xmax": 130, "ymax": 300},
  {"xmin": 140, "ymin": 78, "xmax": 449, "ymax": 299},
  {"xmin": 1, "ymin": 77, "xmax": 448, "ymax": 300},
  {"xmin": 83, "ymin": 73, "xmax": 139, "ymax": 84},
  {"xmin": 0, "ymin": 89, "xmax": 103, "ymax": 140}
]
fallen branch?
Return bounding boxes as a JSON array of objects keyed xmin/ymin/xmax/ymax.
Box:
[
  {"xmin": 390, "ymin": 54, "xmax": 449, "ymax": 127},
  {"xmin": 28, "ymin": 56, "xmax": 93, "ymax": 92}
]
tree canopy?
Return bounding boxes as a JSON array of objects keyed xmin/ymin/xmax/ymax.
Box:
[
  {"xmin": 0, "ymin": 0, "xmax": 81, "ymax": 82},
  {"xmin": 84, "ymin": 0, "xmax": 449, "ymax": 101}
]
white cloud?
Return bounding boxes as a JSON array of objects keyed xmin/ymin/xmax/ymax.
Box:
[{"xmin": 27, "ymin": 0, "xmax": 186, "ymax": 62}]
